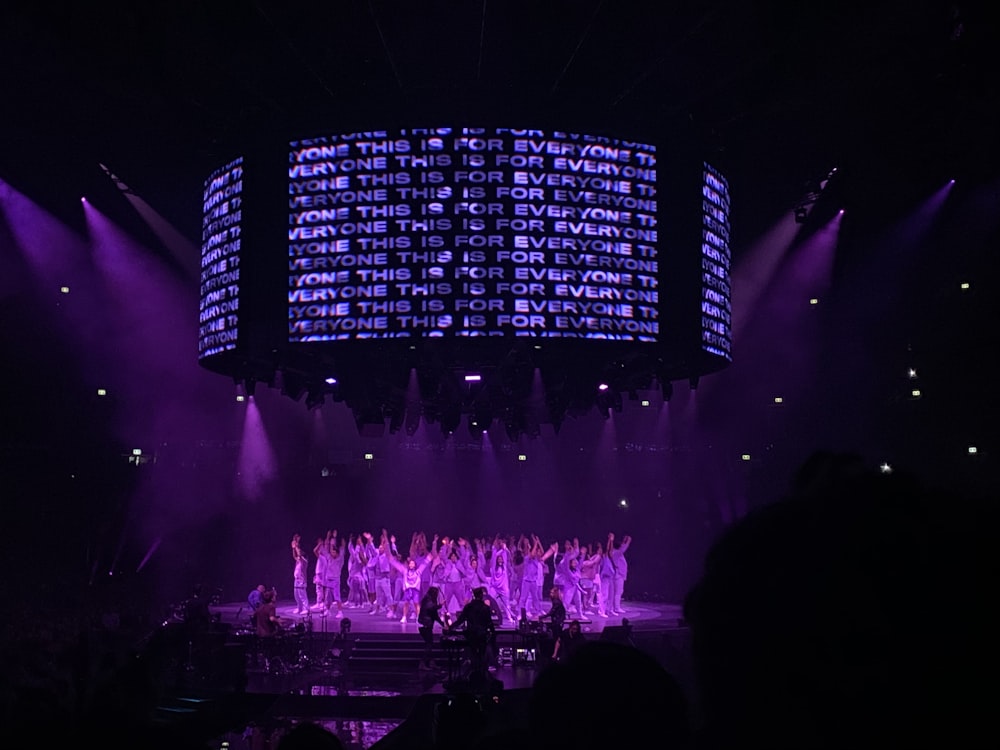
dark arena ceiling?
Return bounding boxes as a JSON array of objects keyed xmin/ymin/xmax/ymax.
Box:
[{"xmin": 2, "ymin": 1, "xmax": 999, "ymax": 440}]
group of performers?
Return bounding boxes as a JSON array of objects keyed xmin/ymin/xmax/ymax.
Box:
[{"xmin": 260, "ymin": 529, "xmax": 632, "ymax": 636}]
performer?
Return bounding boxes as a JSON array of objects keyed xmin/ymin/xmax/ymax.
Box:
[
  {"xmin": 248, "ymin": 584, "xmax": 266, "ymax": 612},
  {"xmin": 552, "ymin": 618, "xmax": 586, "ymax": 662},
  {"xmin": 537, "ymin": 585, "xmax": 567, "ymax": 650},
  {"xmin": 608, "ymin": 532, "xmax": 632, "ymax": 616},
  {"xmin": 555, "ymin": 539, "xmax": 586, "ymax": 620},
  {"xmin": 361, "ymin": 531, "xmax": 378, "ymax": 610},
  {"xmin": 312, "ymin": 535, "xmax": 328, "ymax": 610},
  {"xmin": 292, "ymin": 540, "xmax": 310, "ymax": 615},
  {"xmin": 389, "ymin": 538, "xmax": 435, "ymax": 623},
  {"xmin": 346, "ymin": 534, "xmax": 368, "ymax": 608},
  {"xmin": 367, "ymin": 531, "xmax": 397, "ymax": 616},
  {"xmin": 417, "ymin": 585, "xmax": 448, "ymax": 670},
  {"xmin": 448, "ymin": 586, "xmax": 496, "ymax": 679},
  {"xmin": 598, "ymin": 537, "xmax": 616, "ymax": 619},
  {"xmin": 254, "ymin": 589, "xmax": 282, "ymax": 637},
  {"xmin": 323, "ymin": 530, "xmax": 346, "ymax": 617},
  {"xmin": 440, "ymin": 542, "xmax": 467, "ymax": 616},
  {"xmin": 486, "ymin": 536, "xmax": 515, "ymax": 625}
]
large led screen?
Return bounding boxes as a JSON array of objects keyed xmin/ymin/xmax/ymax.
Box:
[
  {"xmin": 199, "ymin": 157, "xmax": 245, "ymax": 358},
  {"xmin": 700, "ymin": 162, "xmax": 732, "ymax": 360},
  {"xmin": 288, "ymin": 128, "xmax": 660, "ymax": 342}
]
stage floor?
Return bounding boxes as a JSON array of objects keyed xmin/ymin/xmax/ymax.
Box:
[
  {"xmin": 211, "ymin": 596, "xmax": 684, "ymax": 638},
  {"xmin": 187, "ymin": 598, "xmax": 689, "ymax": 749}
]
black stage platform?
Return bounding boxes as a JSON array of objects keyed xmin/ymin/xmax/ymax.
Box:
[{"xmin": 153, "ymin": 599, "xmax": 690, "ymax": 749}]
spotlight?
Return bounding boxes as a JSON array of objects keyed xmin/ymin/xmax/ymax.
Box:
[
  {"xmin": 244, "ymin": 378, "xmax": 257, "ymax": 398},
  {"xmin": 661, "ymin": 381, "xmax": 674, "ymax": 402},
  {"xmin": 688, "ymin": 375, "xmax": 700, "ymax": 390}
]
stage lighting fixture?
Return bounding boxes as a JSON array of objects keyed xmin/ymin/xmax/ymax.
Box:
[
  {"xmin": 661, "ymin": 381, "xmax": 674, "ymax": 401},
  {"xmin": 60, "ymin": 286, "xmax": 70, "ymax": 294},
  {"xmin": 794, "ymin": 206, "xmax": 809, "ymax": 223},
  {"xmin": 688, "ymin": 375, "xmax": 700, "ymax": 390}
]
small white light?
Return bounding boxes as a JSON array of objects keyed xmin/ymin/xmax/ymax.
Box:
[
  {"xmin": 879, "ymin": 462, "xmax": 892, "ymax": 474},
  {"xmin": 640, "ymin": 399, "xmax": 650, "ymax": 407},
  {"xmin": 236, "ymin": 394, "xmax": 245, "ymax": 402},
  {"xmin": 132, "ymin": 448, "xmax": 142, "ymax": 456},
  {"xmin": 774, "ymin": 397, "xmax": 783, "ymax": 404},
  {"xmin": 96, "ymin": 388, "xmax": 107, "ymax": 396},
  {"xmin": 741, "ymin": 454, "xmax": 751, "ymax": 461},
  {"xmin": 809, "ymin": 298, "xmax": 819, "ymax": 305},
  {"xmin": 60, "ymin": 286, "xmax": 70, "ymax": 294},
  {"xmin": 517, "ymin": 454, "xmax": 527, "ymax": 462},
  {"xmin": 618, "ymin": 498, "xmax": 629, "ymax": 508},
  {"xmin": 364, "ymin": 452, "xmax": 374, "ymax": 461},
  {"xmin": 911, "ymin": 389, "xmax": 921, "ymax": 398},
  {"xmin": 907, "ymin": 368, "xmax": 917, "ymax": 379},
  {"xmin": 960, "ymin": 282, "xmax": 970, "ymax": 290},
  {"xmin": 968, "ymin": 446, "xmax": 978, "ymax": 455}
]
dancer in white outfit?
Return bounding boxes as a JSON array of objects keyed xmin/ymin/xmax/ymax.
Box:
[
  {"xmin": 291, "ymin": 536, "xmax": 310, "ymax": 614},
  {"xmin": 390, "ymin": 535, "xmax": 435, "ymax": 623},
  {"xmin": 607, "ymin": 532, "xmax": 632, "ymax": 616}
]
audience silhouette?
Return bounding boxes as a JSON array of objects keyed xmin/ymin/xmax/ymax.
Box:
[{"xmin": 684, "ymin": 450, "xmax": 996, "ymax": 749}]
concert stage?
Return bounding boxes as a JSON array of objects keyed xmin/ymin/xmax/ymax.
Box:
[{"xmin": 155, "ymin": 598, "xmax": 691, "ymax": 749}]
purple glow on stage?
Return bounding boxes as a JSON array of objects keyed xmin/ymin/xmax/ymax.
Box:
[{"xmin": 236, "ymin": 397, "xmax": 279, "ymax": 501}]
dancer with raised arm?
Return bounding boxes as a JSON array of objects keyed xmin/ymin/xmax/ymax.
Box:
[
  {"xmin": 312, "ymin": 535, "xmax": 328, "ymax": 611},
  {"xmin": 518, "ymin": 535, "xmax": 555, "ymax": 617},
  {"xmin": 292, "ymin": 536, "xmax": 311, "ymax": 615},
  {"xmin": 323, "ymin": 530, "xmax": 346, "ymax": 618},
  {"xmin": 440, "ymin": 539, "xmax": 467, "ymax": 617},
  {"xmin": 390, "ymin": 534, "xmax": 435, "ymax": 623},
  {"xmin": 367, "ymin": 530, "xmax": 396, "ymax": 616},
  {"xmin": 486, "ymin": 535, "xmax": 515, "ymax": 625}
]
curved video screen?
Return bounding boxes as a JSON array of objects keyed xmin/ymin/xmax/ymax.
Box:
[{"xmin": 287, "ymin": 128, "xmax": 659, "ymax": 342}]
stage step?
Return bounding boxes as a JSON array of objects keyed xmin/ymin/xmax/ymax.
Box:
[{"xmin": 345, "ymin": 634, "xmax": 453, "ymax": 674}]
